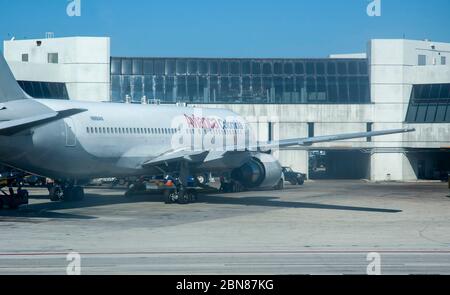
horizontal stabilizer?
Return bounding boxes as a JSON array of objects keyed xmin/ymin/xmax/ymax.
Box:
[{"xmin": 0, "ymin": 108, "xmax": 87, "ymax": 136}]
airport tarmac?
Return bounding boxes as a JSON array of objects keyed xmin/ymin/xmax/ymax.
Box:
[{"xmin": 0, "ymin": 180, "xmax": 449, "ymax": 275}]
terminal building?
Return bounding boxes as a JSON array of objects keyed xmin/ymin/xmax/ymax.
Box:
[{"xmin": 3, "ymin": 36, "xmax": 450, "ymax": 181}]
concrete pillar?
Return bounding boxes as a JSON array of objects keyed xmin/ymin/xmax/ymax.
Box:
[{"xmin": 370, "ymin": 152, "xmax": 417, "ymax": 181}]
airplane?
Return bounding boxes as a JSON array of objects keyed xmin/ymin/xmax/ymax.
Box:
[{"xmin": 0, "ymin": 53, "xmax": 415, "ymax": 206}]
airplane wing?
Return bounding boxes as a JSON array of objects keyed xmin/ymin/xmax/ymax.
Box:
[
  {"xmin": 142, "ymin": 149, "xmax": 209, "ymax": 167},
  {"xmin": 141, "ymin": 128, "xmax": 415, "ymax": 169},
  {"xmin": 253, "ymin": 128, "xmax": 415, "ymax": 150},
  {"xmin": 0, "ymin": 108, "xmax": 87, "ymax": 136}
]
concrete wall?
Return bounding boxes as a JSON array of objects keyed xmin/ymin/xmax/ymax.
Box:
[
  {"xmin": 4, "ymin": 37, "xmax": 110, "ymax": 102},
  {"xmin": 368, "ymin": 39, "xmax": 450, "ymax": 181}
]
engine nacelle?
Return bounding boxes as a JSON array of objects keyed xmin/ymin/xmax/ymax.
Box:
[{"xmin": 231, "ymin": 153, "xmax": 283, "ymax": 189}]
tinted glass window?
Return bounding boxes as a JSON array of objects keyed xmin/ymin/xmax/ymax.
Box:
[
  {"xmin": 110, "ymin": 57, "xmax": 370, "ymax": 105},
  {"xmin": 230, "ymin": 61, "xmax": 240, "ymax": 75},
  {"xmin": 252, "ymin": 62, "xmax": 261, "ymax": 75},
  {"xmin": 337, "ymin": 62, "xmax": 347, "ymax": 75},
  {"xmin": 209, "ymin": 61, "xmax": 218, "ymax": 74},
  {"xmin": 143, "ymin": 60, "xmax": 154, "ymax": 75},
  {"xmin": 306, "ymin": 62, "xmax": 315, "ymax": 75},
  {"xmin": 220, "ymin": 61, "xmax": 229, "ymax": 75},
  {"xmin": 418, "ymin": 55, "xmax": 427, "ymax": 66},
  {"xmin": 18, "ymin": 81, "xmax": 69, "ymax": 100},
  {"xmin": 327, "ymin": 62, "xmax": 336, "ymax": 75},
  {"xmin": 199, "ymin": 61, "xmax": 208, "ymax": 74},
  {"xmin": 284, "ymin": 62, "xmax": 293, "ymax": 75},
  {"xmin": 439, "ymin": 84, "xmax": 450, "ymax": 98},
  {"xmin": 430, "ymin": 84, "xmax": 440, "ymax": 98},
  {"xmin": 295, "ymin": 62, "xmax": 304, "ymax": 75},
  {"xmin": 435, "ymin": 104, "xmax": 447, "ymax": 122},
  {"xmin": 263, "ymin": 63, "xmax": 272, "ymax": 75},
  {"xmin": 316, "ymin": 62, "xmax": 325, "ymax": 75},
  {"xmin": 166, "ymin": 60, "xmax": 176, "ymax": 75},
  {"xmin": 407, "ymin": 84, "xmax": 450, "ymax": 123},
  {"xmin": 122, "ymin": 59, "xmax": 132, "ymax": 75},
  {"xmin": 274, "ymin": 62, "xmax": 283, "ymax": 75},
  {"xmin": 132, "ymin": 59, "xmax": 143, "ymax": 75},
  {"xmin": 348, "ymin": 62, "xmax": 358, "ymax": 75},
  {"xmin": 176, "ymin": 60, "xmax": 187, "ymax": 74},
  {"xmin": 358, "ymin": 61, "xmax": 368, "ymax": 75},
  {"xmin": 111, "ymin": 58, "xmax": 121, "ymax": 75},
  {"xmin": 242, "ymin": 61, "xmax": 251, "ymax": 74},
  {"xmin": 188, "ymin": 60, "xmax": 198, "ymax": 74},
  {"xmin": 154, "ymin": 60, "xmax": 165, "ymax": 75},
  {"xmin": 425, "ymin": 104, "xmax": 437, "ymax": 122}
]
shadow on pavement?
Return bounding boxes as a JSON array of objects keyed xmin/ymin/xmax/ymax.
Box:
[{"xmin": 0, "ymin": 188, "xmax": 402, "ymax": 221}]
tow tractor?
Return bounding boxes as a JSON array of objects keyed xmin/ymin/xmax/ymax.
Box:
[{"xmin": 0, "ymin": 174, "xmax": 29, "ymax": 210}]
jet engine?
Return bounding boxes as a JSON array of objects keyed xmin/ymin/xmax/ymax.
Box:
[{"xmin": 231, "ymin": 153, "xmax": 283, "ymax": 189}]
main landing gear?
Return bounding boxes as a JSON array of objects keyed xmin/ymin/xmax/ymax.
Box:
[
  {"xmin": 0, "ymin": 182, "xmax": 29, "ymax": 210},
  {"xmin": 163, "ymin": 187, "xmax": 198, "ymax": 205},
  {"xmin": 48, "ymin": 183, "xmax": 85, "ymax": 202}
]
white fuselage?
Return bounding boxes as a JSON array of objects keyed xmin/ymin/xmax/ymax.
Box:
[{"xmin": 0, "ymin": 99, "xmax": 255, "ymax": 180}]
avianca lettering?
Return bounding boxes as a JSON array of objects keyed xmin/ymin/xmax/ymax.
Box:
[{"xmin": 184, "ymin": 114, "xmax": 243, "ymax": 130}]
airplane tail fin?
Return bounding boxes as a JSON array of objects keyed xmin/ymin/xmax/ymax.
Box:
[{"xmin": 0, "ymin": 52, "xmax": 29, "ymax": 103}]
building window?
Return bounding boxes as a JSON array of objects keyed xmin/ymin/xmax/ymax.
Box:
[
  {"xmin": 110, "ymin": 57, "xmax": 371, "ymax": 105},
  {"xmin": 406, "ymin": 83, "xmax": 450, "ymax": 123},
  {"xmin": 366, "ymin": 122, "xmax": 373, "ymax": 142},
  {"xmin": 442, "ymin": 56, "xmax": 446, "ymax": 65},
  {"xmin": 418, "ymin": 55, "xmax": 427, "ymax": 66},
  {"xmin": 17, "ymin": 81, "xmax": 69, "ymax": 100},
  {"xmin": 308, "ymin": 122, "xmax": 314, "ymax": 138},
  {"xmin": 21, "ymin": 54, "xmax": 29, "ymax": 62},
  {"xmin": 48, "ymin": 53, "xmax": 59, "ymax": 64}
]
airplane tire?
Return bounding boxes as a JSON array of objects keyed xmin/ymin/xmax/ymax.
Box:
[
  {"xmin": 63, "ymin": 187, "xmax": 75, "ymax": 202},
  {"xmin": 49, "ymin": 187, "xmax": 63, "ymax": 202},
  {"xmin": 177, "ymin": 190, "xmax": 189, "ymax": 204},
  {"xmin": 163, "ymin": 190, "xmax": 174, "ymax": 204},
  {"xmin": 188, "ymin": 191, "xmax": 198, "ymax": 203},
  {"xmin": 72, "ymin": 187, "xmax": 85, "ymax": 201},
  {"xmin": 17, "ymin": 189, "xmax": 29, "ymax": 202}
]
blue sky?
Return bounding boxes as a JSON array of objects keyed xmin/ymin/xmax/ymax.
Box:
[{"xmin": 0, "ymin": 0, "xmax": 449, "ymax": 58}]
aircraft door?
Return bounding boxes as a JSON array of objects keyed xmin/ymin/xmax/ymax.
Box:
[{"xmin": 65, "ymin": 118, "xmax": 77, "ymax": 147}]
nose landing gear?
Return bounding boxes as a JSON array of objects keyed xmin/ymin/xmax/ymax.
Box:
[{"xmin": 0, "ymin": 182, "xmax": 29, "ymax": 210}]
